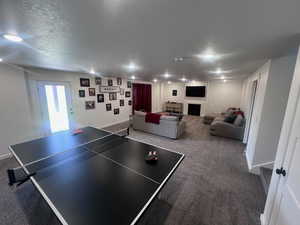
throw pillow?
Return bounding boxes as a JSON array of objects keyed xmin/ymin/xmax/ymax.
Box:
[{"xmin": 224, "ymin": 114, "xmax": 237, "ymax": 124}]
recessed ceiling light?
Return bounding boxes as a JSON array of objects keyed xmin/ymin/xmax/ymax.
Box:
[
  {"xmin": 223, "ymin": 79, "xmax": 227, "ymax": 82},
  {"xmin": 196, "ymin": 48, "xmax": 220, "ymax": 62},
  {"xmin": 125, "ymin": 62, "xmax": 139, "ymax": 72},
  {"xmin": 180, "ymin": 77, "xmax": 187, "ymax": 82},
  {"xmin": 131, "ymin": 75, "xmax": 136, "ymax": 80},
  {"xmin": 220, "ymin": 75, "xmax": 225, "ymax": 79},
  {"xmin": 3, "ymin": 33, "xmax": 23, "ymax": 42},
  {"xmin": 153, "ymin": 79, "xmax": 158, "ymax": 82},
  {"xmin": 0, "ymin": 58, "xmax": 3, "ymax": 62},
  {"xmin": 209, "ymin": 68, "xmax": 230, "ymax": 74},
  {"xmin": 90, "ymin": 69, "xmax": 96, "ymax": 74},
  {"xmin": 167, "ymin": 81, "xmax": 172, "ymax": 84},
  {"xmin": 164, "ymin": 72, "xmax": 170, "ymax": 78}
]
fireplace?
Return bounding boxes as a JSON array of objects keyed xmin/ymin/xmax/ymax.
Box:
[{"xmin": 188, "ymin": 104, "xmax": 201, "ymax": 116}]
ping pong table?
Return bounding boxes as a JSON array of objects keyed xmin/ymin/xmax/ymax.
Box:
[{"xmin": 8, "ymin": 127, "xmax": 184, "ymax": 225}]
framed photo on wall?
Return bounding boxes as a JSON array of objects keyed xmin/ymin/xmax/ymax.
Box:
[
  {"xmin": 89, "ymin": 88, "xmax": 96, "ymax": 96},
  {"xmin": 80, "ymin": 78, "xmax": 90, "ymax": 87},
  {"xmin": 128, "ymin": 100, "xmax": 132, "ymax": 106},
  {"xmin": 127, "ymin": 81, "xmax": 132, "ymax": 88},
  {"xmin": 97, "ymin": 94, "xmax": 104, "ymax": 103},
  {"xmin": 85, "ymin": 101, "xmax": 95, "ymax": 110},
  {"xmin": 120, "ymin": 88, "xmax": 124, "ymax": 95},
  {"xmin": 79, "ymin": 90, "xmax": 85, "ymax": 98},
  {"xmin": 125, "ymin": 91, "xmax": 131, "ymax": 98},
  {"xmin": 95, "ymin": 77, "xmax": 102, "ymax": 85},
  {"xmin": 117, "ymin": 78, "xmax": 122, "ymax": 85},
  {"xmin": 114, "ymin": 108, "xmax": 120, "ymax": 115},
  {"xmin": 108, "ymin": 79, "xmax": 113, "ymax": 86},
  {"xmin": 106, "ymin": 103, "xmax": 112, "ymax": 111},
  {"xmin": 109, "ymin": 92, "xmax": 117, "ymax": 101},
  {"xmin": 120, "ymin": 99, "xmax": 124, "ymax": 106}
]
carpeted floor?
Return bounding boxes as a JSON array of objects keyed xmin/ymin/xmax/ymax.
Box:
[{"xmin": 0, "ymin": 116, "xmax": 265, "ymax": 225}]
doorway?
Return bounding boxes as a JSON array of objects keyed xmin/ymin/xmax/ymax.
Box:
[
  {"xmin": 38, "ymin": 81, "xmax": 74, "ymax": 135},
  {"xmin": 245, "ymin": 80, "xmax": 258, "ymax": 142}
]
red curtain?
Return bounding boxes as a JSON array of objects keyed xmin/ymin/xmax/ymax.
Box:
[{"xmin": 132, "ymin": 83, "xmax": 152, "ymax": 113}]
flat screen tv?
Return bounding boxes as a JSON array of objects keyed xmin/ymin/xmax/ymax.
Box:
[{"xmin": 186, "ymin": 86, "xmax": 206, "ymax": 97}]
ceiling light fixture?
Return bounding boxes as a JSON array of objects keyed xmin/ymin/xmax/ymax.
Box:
[
  {"xmin": 153, "ymin": 79, "xmax": 158, "ymax": 82},
  {"xmin": 174, "ymin": 57, "xmax": 184, "ymax": 62},
  {"xmin": 0, "ymin": 58, "xmax": 3, "ymax": 62},
  {"xmin": 125, "ymin": 62, "xmax": 139, "ymax": 72},
  {"xmin": 209, "ymin": 68, "xmax": 230, "ymax": 74},
  {"xmin": 223, "ymin": 79, "xmax": 227, "ymax": 83},
  {"xmin": 180, "ymin": 77, "xmax": 187, "ymax": 82},
  {"xmin": 90, "ymin": 68, "xmax": 96, "ymax": 74},
  {"xmin": 196, "ymin": 48, "xmax": 220, "ymax": 62},
  {"xmin": 220, "ymin": 75, "xmax": 225, "ymax": 79},
  {"xmin": 131, "ymin": 75, "xmax": 136, "ymax": 80},
  {"xmin": 167, "ymin": 81, "xmax": 172, "ymax": 84},
  {"xmin": 3, "ymin": 33, "xmax": 23, "ymax": 42},
  {"xmin": 164, "ymin": 72, "xmax": 170, "ymax": 78}
]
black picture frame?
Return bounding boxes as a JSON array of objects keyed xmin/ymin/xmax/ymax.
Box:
[
  {"xmin": 120, "ymin": 99, "xmax": 124, "ymax": 106},
  {"xmin": 80, "ymin": 78, "xmax": 90, "ymax": 87},
  {"xmin": 108, "ymin": 79, "xmax": 113, "ymax": 86},
  {"xmin": 125, "ymin": 91, "xmax": 131, "ymax": 97},
  {"xmin": 85, "ymin": 101, "xmax": 95, "ymax": 110},
  {"xmin": 106, "ymin": 103, "xmax": 112, "ymax": 111},
  {"xmin": 89, "ymin": 88, "xmax": 96, "ymax": 96},
  {"xmin": 128, "ymin": 100, "xmax": 132, "ymax": 106},
  {"xmin": 95, "ymin": 77, "xmax": 102, "ymax": 85},
  {"xmin": 172, "ymin": 90, "xmax": 177, "ymax": 96},
  {"xmin": 114, "ymin": 108, "xmax": 120, "ymax": 115},
  {"xmin": 127, "ymin": 81, "xmax": 132, "ymax": 88},
  {"xmin": 117, "ymin": 78, "xmax": 122, "ymax": 85},
  {"xmin": 97, "ymin": 94, "xmax": 104, "ymax": 103},
  {"xmin": 109, "ymin": 92, "xmax": 117, "ymax": 101},
  {"xmin": 79, "ymin": 90, "xmax": 85, "ymax": 98}
]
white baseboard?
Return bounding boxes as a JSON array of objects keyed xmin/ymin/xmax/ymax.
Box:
[
  {"xmin": 0, "ymin": 153, "xmax": 12, "ymax": 161},
  {"xmin": 101, "ymin": 119, "xmax": 130, "ymax": 129},
  {"xmin": 245, "ymin": 151, "xmax": 260, "ymax": 175},
  {"xmin": 260, "ymin": 213, "xmax": 266, "ymax": 225}
]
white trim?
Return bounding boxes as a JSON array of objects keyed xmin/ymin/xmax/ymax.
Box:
[
  {"xmin": 260, "ymin": 213, "xmax": 266, "ymax": 225},
  {"xmin": 0, "ymin": 153, "xmax": 12, "ymax": 160},
  {"xmin": 100, "ymin": 119, "xmax": 130, "ymax": 130},
  {"xmin": 9, "ymin": 146, "xmax": 68, "ymax": 225},
  {"xmin": 130, "ymin": 153, "xmax": 185, "ymax": 225}
]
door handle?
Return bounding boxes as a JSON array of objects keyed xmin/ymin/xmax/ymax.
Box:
[{"xmin": 275, "ymin": 167, "xmax": 286, "ymax": 177}]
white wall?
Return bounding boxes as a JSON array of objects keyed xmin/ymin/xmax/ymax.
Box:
[
  {"xmin": 162, "ymin": 80, "xmax": 243, "ymax": 115},
  {"xmin": 0, "ymin": 64, "xmax": 133, "ymax": 157},
  {"xmin": 242, "ymin": 51, "xmax": 297, "ymax": 171},
  {"xmin": 206, "ymin": 80, "xmax": 243, "ymax": 114}
]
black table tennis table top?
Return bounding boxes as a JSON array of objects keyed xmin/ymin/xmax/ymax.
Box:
[{"xmin": 9, "ymin": 127, "xmax": 184, "ymax": 225}]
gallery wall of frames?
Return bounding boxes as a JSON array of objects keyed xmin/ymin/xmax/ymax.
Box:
[{"xmin": 78, "ymin": 77, "xmax": 132, "ymax": 116}]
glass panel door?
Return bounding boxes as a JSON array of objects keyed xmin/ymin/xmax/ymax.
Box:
[{"xmin": 38, "ymin": 81, "xmax": 74, "ymax": 134}]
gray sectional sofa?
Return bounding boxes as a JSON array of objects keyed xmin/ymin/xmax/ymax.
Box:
[
  {"xmin": 210, "ymin": 114, "xmax": 245, "ymax": 141},
  {"xmin": 132, "ymin": 111, "xmax": 185, "ymax": 139}
]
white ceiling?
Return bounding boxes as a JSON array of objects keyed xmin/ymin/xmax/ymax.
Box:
[{"xmin": 0, "ymin": 0, "xmax": 300, "ymax": 81}]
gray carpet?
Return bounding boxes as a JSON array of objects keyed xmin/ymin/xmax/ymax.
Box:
[{"xmin": 0, "ymin": 116, "xmax": 265, "ymax": 225}]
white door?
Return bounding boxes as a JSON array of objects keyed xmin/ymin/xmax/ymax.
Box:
[
  {"xmin": 265, "ymin": 51, "xmax": 300, "ymax": 225},
  {"xmin": 38, "ymin": 81, "xmax": 74, "ymax": 135}
]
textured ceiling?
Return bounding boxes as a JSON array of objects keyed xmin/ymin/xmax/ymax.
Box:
[{"xmin": 0, "ymin": 0, "xmax": 300, "ymax": 81}]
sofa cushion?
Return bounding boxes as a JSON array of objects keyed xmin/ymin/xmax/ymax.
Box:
[
  {"xmin": 233, "ymin": 114, "xmax": 244, "ymax": 127},
  {"xmin": 161, "ymin": 115, "xmax": 179, "ymax": 121},
  {"xmin": 224, "ymin": 114, "xmax": 237, "ymax": 124},
  {"xmin": 135, "ymin": 110, "xmax": 146, "ymax": 116}
]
